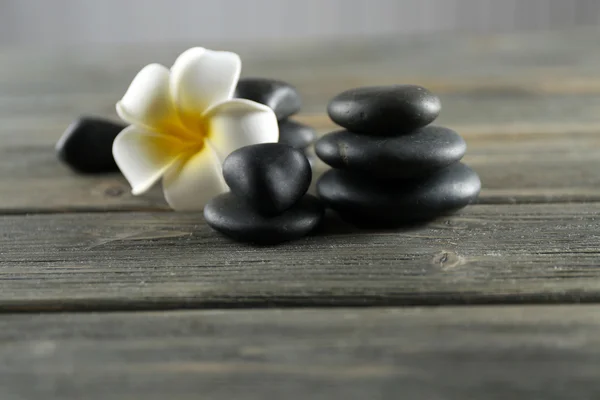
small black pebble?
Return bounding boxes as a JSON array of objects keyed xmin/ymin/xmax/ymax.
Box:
[
  {"xmin": 317, "ymin": 162, "xmax": 481, "ymax": 227},
  {"xmin": 223, "ymin": 143, "xmax": 312, "ymax": 216},
  {"xmin": 235, "ymin": 78, "xmax": 302, "ymax": 121},
  {"xmin": 56, "ymin": 117, "xmax": 126, "ymax": 174},
  {"xmin": 204, "ymin": 193, "xmax": 324, "ymax": 245},
  {"xmin": 315, "ymin": 126, "xmax": 466, "ymax": 180},
  {"xmin": 327, "ymin": 85, "xmax": 441, "ymax": 134},
  {"xmin": 278, "ymin": 119, "xmax": 317, "ymax": 149}
]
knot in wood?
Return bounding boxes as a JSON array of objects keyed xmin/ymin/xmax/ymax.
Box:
[
  {"xmin": 104, "ymin": 186, "xmax": 125, "ymax": 197},
  {"xmin": 432, "ymin": 251, "xmax": 463, "ymax": 270}
]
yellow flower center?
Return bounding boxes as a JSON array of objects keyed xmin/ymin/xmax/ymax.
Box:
[{"xmin": 159, "ymin": 112, "xmax": 211, "ymax": 158}]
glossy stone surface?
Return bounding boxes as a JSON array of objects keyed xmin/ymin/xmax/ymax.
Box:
[
  {"xmin": 223, "ymin": 143, "xmax": 312, "ymax": 216},
  {"xmin": 56, "ymin": 117, "xmax": 126, "ymax": 174},
  {"xmin": 204, "ymin": 193, "xmax": 324, "ymax": 245},
  {"xmin": 317, "ymin": 162, "xmax": 481, "ymax": 227},
  {"xmin": 315, "ymin": 126, "xmax": 466, "ymax": 179},
  {"xmin": 327, "ymin": 85, "xmax": 441, "ymax": 134},
  {"xmin": 235, "ymin": 78, "xmax": 302, "ymax": 121},
  {"xmin": 278, "ymin": 120, "xmax": 317, "ymax": 149}
]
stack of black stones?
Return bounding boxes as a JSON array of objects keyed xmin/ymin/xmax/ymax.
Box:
[
  {"xmin": 316, "ymin": 85, "xmax": 481, "ymax": 227},
  {"xmin": 204, "ymin": 143, "xmax": 324, "ymax": 245},
  {"xmin": 234, "ymin": 78, "xmax": 317, "ymax": 158}
]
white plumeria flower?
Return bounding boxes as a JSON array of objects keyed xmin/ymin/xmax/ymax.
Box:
[{"xmin": 113, "ymin": 47, "xmax": 278, "ymax": 210}]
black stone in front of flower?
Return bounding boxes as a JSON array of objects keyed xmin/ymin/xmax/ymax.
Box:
[
  {"xmin": 317, "ymin": 162, "xmax": 481, "ymax": 227},
  {"xmin": 278, "ymin": 119, "xmax": 317, "ymax": 150},
  {"xmin": 204, "ymin": 193, "xmax": 324, "ymax": 245},
  {"xmin": 223, "ymin": 143, "xmax": 312, "ymax": 216},
  {"xmin": 327, "ymin": 85, "xmax": 441, "ymax": 134},
  {"xmin": 56, "ymin": 117, "xmax": 126, "ymax": 174},
  {"xmin": 235, "ymin": 78, "xmax": 301, "ymax": 121},
  {"xmin": 315, "ymin": 126, "xmax": 466, "ymax": 180}
]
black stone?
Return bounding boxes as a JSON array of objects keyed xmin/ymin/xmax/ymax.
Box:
[
  {"xmin": 315, "ymin": 126, "xmax": 466, "ymax": 179},
  {"xmin": 223, "ymin": 143, "xmax": 312, "ymax": 216},
  {"xmin": 317, "ymin": 162, "xmax": 480, "ymax": 227},
  {"xmin": 204, "ymin": 193, "xmax": 324, "ymax": 245},
  {"xmin": 56, "ymin": 117, "xmax": 126, "ymax": 174},
  {"xmin": 278, "ymin": 120, "xmax": 317, "ymax": 149},
  {"xmin": 327, "ymin": 85, "xmax": 441, "ymax": 134},
  {"xmin": 235, "ymin": 78, "xmax": 302, "ymax": 121}
]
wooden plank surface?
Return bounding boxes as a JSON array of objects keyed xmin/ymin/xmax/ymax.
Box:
[
  {"xmin": 1, "ymin": 306, "xmax": 600, "ymax": 400},
  {"xmin": 1, "ymin": 130, "xmax": 599, "ymax": 213},
  {"xmin": 4, "ymin": 28, "xmax": 600, "ymax": 146},
  {"xmin": 1, "ymin": 203, "xmax": 599, "ymax": 311},
  {"xmin": 1, "ymin": 29, "xmax": 600, "ymax": 211},
  {"xmin": 4, "ymin": 29, "xmax": 600, "ymax": 96},
  {"xmin": 1, "ymin": 28, "xmax": 599, "ymax": 400}
]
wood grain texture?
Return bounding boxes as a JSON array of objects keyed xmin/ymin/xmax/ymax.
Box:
[
  {"xmin": 1, "ymin": 306, "xmax": 600, "ymax": 400},
  {"xmin": 1, "ymin": 203, "xmax": 599, "ymax": 311},
  {"xmin": 3, "ymin": 29, "xmax": 600, "ymax": 400},
  {"xmin": 4, "ymin": 29, "xmax": 600, "ymax": 97},
  {"xmin": 0, "ymin": 147, "xmax": 169, "ymax": 213},
  {"xmin": 1, "ymin": 31, "xmax": 600, "ymax": 398},
  {"xmin": 0, "ymin": 130, "xmax": 598, "ymax": 213},
  {"xmin": 6, "ymin": 34, "xmax": 600, "ymax": 138}
]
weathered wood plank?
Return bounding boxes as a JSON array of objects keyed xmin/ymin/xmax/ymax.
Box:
[
  {"xmin": 1, "ymin": 306, "xmax": 599, "ymax": 400},
  {"xmin": 5, "ymin": 91, "xmax": 600, "ymax": 137},
  {"xmin": 4, "ymin": 29, "xmax": 600, "ymax": 132},
  {"xmin": 4, "ymin": 30, "xmax": 600, "ymax": 137},
  {"xmin": 1, "ymin": 203, "xmax": 599, "ymax": 311},
  {"xmin": 3, "ymin": 29, "xmax": 600, "ymax": 93},
  {"xmin": 0, "ymin": 146, "xmax": 169, "ymax": 213},
  {"xmin": 0, "ymin": 130, "xmax": 598, "ymax": 213}
]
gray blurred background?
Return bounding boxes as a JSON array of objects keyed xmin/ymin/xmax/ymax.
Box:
[{"xmin": 1, "ymin": 0, "xmax": 599, "ymax": 45}]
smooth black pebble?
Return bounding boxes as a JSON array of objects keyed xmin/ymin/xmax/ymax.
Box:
[
  {"xmin": 235, "ymin": 78, "xmax": 302, "ymax": 121},
  {"xmin": 327, "ymin": 85, "xmax": 441, "ymax": 134},
  {"xmin": 278, "ymin": 120, "xmax": 317, "ymax": 149},
  {"xmin": 317, "ymin": 162, "xmax": 481, "ymax": 227},
  {"xmin": 56, "ymin": 117, "xmax": 126, "ymax": 174},
  {"xmin": 223, "ymin": 143, "xmax": 312, "ymax": 216},
  {"xmin": 315, "ymin": 126, "xmax": 466, "ymax": 179},
  {"xmin": 204, "ymin": 193, "xmax": 324, "ymax": 245}
]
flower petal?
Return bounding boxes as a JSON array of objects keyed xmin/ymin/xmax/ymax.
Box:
[
  {"xmin": 162, "ymin": 143, "xmax": 228, "ymax": 211},
  {"xmin": 205, "ymin": 99, "xmax": 279, "ymax": 160},
  {"xmin": 170, "ymin": 47, "xmax": 241, "ymax": 125},
  {"xmin": 113, "ymin": 126, "xmax": 187, "ymax": 195},
  {"xmin": 117, "ymin": 64, "xmax": 175, "ymax": 128}
]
